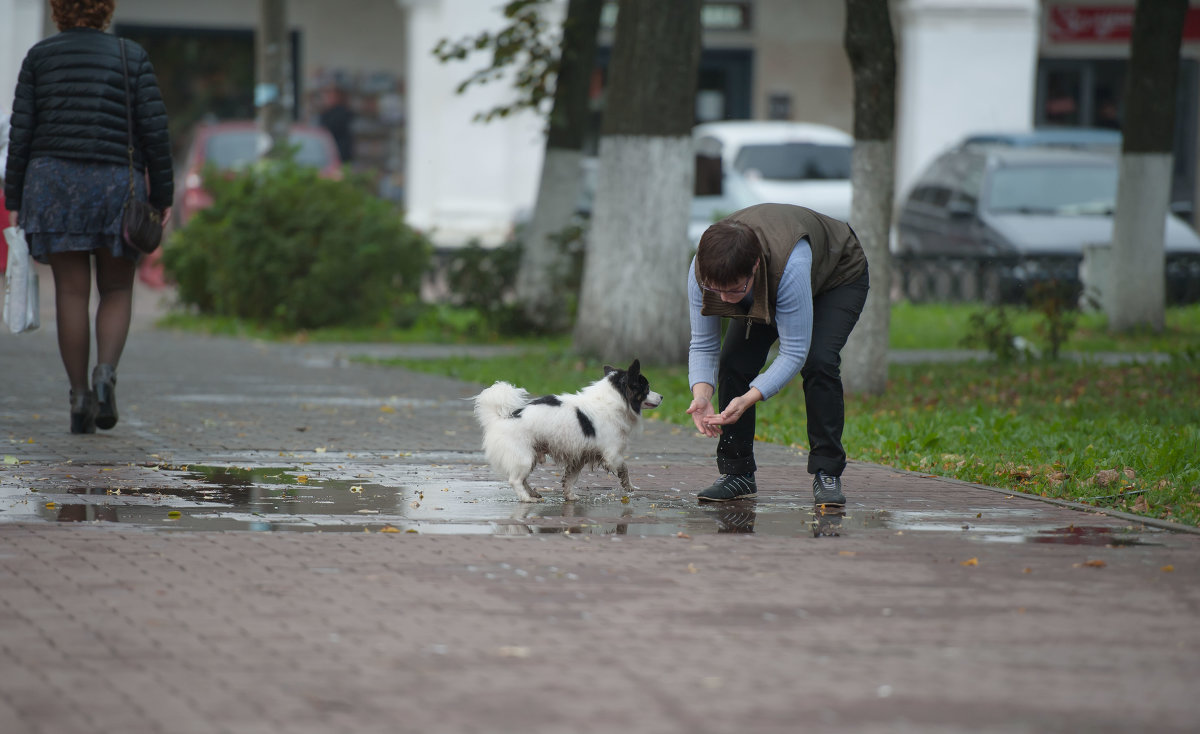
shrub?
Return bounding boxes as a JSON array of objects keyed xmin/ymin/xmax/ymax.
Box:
[
  {"xmin": 961, "ymin": 306, "xmax": 1020, "ymax": 362},
  {"xmin": 1029, "ymin": 279, "xmax": 1079, "ymax": 360},
  {"xmin": 164, "ymin": 159, "xmax": 432, "ymax": 331}
]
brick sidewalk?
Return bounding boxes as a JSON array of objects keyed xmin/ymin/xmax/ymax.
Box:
[{"xmin": 1, "ymin": 287, "xmax": 1199, "ymax": 733}]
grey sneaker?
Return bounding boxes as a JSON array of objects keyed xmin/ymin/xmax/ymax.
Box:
[
  {"xmin": 812, "ymin": 471, "xmax": 845, "ymax": 506},
  {"xmin": 698, "ymin": 473, "xmax": 757, "ymax": 502}
]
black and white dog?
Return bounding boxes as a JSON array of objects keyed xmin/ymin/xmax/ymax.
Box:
[{"xmin": 473, "ymin": 359, "xmax": 662, "ymax": 502}]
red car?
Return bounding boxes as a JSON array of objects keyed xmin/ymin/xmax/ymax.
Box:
[{"xmin": 174, "ymin": 120, "xmax": 343, "ymax": 226}]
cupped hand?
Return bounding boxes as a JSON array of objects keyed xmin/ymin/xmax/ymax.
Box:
[{"xmin": 686, "ymin": 397, "xmax": 721, "ymax": 438}]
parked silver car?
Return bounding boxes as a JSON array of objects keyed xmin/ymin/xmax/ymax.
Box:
[{"xmin": 895, "ymin": 143, "xmax": 1200, "ymax": 304}]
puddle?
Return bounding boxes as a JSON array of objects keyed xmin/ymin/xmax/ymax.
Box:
[
  {"xmin": 2, "ymin": 463, "xmax": 897, "ymax": 537},
  {"xmin": 0, "ymin": 463, "xmax": 1160, "ymax": 544}
]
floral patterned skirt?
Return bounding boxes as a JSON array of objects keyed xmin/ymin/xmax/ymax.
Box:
[{"xmin": 19, "ymin": 156, "xmax": 146, "ymax": 264}]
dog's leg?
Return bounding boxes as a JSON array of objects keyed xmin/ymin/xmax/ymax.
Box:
[
  {"xmin": 509, "ymin": 472, "xmax": 542, "ymax": 502},
  {"xmin": 610, "ymin": 462, "xmax": 635, "ymax": 494},
  {"xmin": 560, "ymin": 460, "xmax": 584, "ymax": 502}
]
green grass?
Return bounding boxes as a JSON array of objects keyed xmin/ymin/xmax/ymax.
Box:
[
  {"xmin": 163, "ymin": 302, "xmax": 1200, "ymax": 355},
  {"xmin": 890, "ymin": 302, "xmax": 1200, "ymax": 353},
  {"xmin": 156, "ymin": 307, "xmax": 565, "ymax": 347},
  {"xmin": 371, "ymin": 349, "xmax": 1200, "ymax": 527}
]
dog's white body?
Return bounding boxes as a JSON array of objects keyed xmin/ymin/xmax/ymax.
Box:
[{"xmin": 473, "ymin": 362, "xmax": 661, "ymax": 502}]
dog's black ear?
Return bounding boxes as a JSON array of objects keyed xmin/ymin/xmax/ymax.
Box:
[{"xmin": 628, "ymin": 358, "xmax": 640, "ymax": 375}]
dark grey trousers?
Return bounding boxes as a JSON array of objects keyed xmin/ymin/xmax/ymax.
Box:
[{"xmin": 716, "ymin": 269, "xmax": 869, "ymax": 477}]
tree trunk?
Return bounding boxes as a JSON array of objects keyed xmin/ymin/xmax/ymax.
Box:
[
  {"xmin": 840, "ymin": 0, "xmax": 896, "ymax": 396},
  {"xmin": 515, "ymin": 0, "xmax": 602, "ymax": 332},
  {"xmin": 256, "ymin": 0, "xmax": 290, "ymax": 157},
  {"xmin": 572, "ymin": 0, "xmax": 702, "ymax": 365},
  {"xmin": 1105, "ymin": 0, "xmax": 1187, "ymax": 332}
]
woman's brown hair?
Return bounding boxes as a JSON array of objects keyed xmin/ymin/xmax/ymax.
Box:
[
  {"xmin": 51, "ymin": 0, "xmax": 115, "ymax": 32},
  {"xmin": 695, "ymin": 221, "xmax": 761, "ymax": 289}
]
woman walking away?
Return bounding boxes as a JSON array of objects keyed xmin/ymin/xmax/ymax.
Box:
[{"xmin": 4, "ymin": 0, "xmax": 172, "ymax": 433}]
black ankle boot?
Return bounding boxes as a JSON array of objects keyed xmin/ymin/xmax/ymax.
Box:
[
  {"xmin": 93, "ymin": 364, "xmax": 117, "ymax": 430},
  {"xmin": 70, "ymin": 389, "xmax": 97, "ymax": 434}
]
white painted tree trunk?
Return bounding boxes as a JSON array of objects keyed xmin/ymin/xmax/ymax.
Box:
[
  {"xmin": 842, "ymin": 139, "xmax": 894, "ymax": 395},
  {"xmin": 1104, "ymin": 152, "xmax": 1172, "ymax": 331},
  {"xmin": 573, "ymin": 135, "xmax": 693, "ymax": 365},
  {"xmin": 515, "ymin": 147, "xmax": 587, "ymax": 331}
]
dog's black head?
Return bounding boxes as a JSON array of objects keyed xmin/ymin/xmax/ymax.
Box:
[{"xmin": 603, "ymin": 359, "xmax": 663, "ymax": 415}]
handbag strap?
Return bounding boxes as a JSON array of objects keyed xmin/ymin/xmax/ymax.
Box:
[{"xmin": 118, "ymin": 39, "xmax": 136, "ymax": 200}]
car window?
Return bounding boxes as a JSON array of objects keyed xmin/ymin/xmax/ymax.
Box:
[
  {"xmin": 204, "ymin": 130, "xmax": 331, "ymax": 170},
  {"xmin": 911, "ymin": 184, "xmax": 952, "ymax": 209},
  {"xmin": 986, "ymin": 163, "xmax": 1118, "ymax": 214},
  {"xmin": 733, "ymin": 142, "xmax": 851, "ymax": 181}
]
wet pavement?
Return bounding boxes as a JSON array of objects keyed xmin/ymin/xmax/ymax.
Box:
[{"xmin": 1, "ymin": 275, "xmax": 1199, "ymax": 734}]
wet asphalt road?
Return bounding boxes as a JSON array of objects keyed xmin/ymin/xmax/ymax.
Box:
[{"xmin": 1, "ymin": 274, "xmax": 1199, "ymax": 733}]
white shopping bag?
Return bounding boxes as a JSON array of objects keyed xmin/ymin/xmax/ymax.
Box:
[{"xmin": 4, "ymin": 226, "xmax": 40, "ymax": 333}]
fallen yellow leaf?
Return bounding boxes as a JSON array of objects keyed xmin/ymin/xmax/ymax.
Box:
[
  {"xmin": 960, "ymin": 557, "xmax": 979, "ymax": 566},
  {"xmin": 167, "ymin": 510, "xmax": 182, "ymax": 518},
  {"xmin": 379, "ymin": 526, "xmax": 400, "ymax": 533},
  {"xmin": 1161, "ymin": 565, "xmax": 1175, "ymax": 572},
  {"xmin": 380, "ymin": 405, "xmax": 396, "ymax": 414},
  {"xmin": 1077, "ymin": 559, "xmax": 1107, "ymax": 568},
  {"xmin": 838, "ymin": 550, "xmax": 857, "ymax": 557},
  {"xmin": 296, "ymin": 475, "xmax": 309, "ymax": 484}
]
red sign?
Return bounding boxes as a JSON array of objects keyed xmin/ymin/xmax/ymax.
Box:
[{"xmin": 1047, "ymin": 5, "xmax": 1200, "ymax": 43}]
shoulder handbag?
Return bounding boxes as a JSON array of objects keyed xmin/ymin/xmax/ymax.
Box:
[{"xmin": 118, "ymin": 39, "xmax": 163, "ymax": 255}]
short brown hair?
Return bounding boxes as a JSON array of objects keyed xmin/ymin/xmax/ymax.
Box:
[
  {"xmin": 51, "ymin": 0, "xmax": 115, "ymax": 31},
  {"xmin": 696, "ymin": 221, "xmax": 760, "ymax": 288}
]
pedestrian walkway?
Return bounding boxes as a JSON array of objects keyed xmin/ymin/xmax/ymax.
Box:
[{"xmin": 1, "ymin": 277, "xmax": 1198, "ymax": 734}]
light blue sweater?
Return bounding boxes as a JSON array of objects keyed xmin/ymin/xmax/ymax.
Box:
[{"xmin": 687, "ymin": 238, "xmax": 814, "ymax": 400}]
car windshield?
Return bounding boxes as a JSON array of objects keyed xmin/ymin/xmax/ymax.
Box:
[
  {"xmin": 733, "ymin": 142, "xmax": 851, "ymax": 181},
  {"xmin": 204, "ymin": 130, "xmax": 331, "ymax": 170},
  {"xmin": 987, "ymin": 163, "xmax": 1119, "ymax": 215}
]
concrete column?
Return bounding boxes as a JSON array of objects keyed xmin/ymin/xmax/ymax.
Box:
[
  {"xmin": 894, "ymin": 0, "xmax": 1040, "ymax": 200},
  {"xmin": 398, "ymin": 0, "xmax": 561, "ymax": 247}
]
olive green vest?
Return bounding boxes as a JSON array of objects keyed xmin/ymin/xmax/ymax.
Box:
[{"xmin": 698, "ymin": 203, "xmax": 867, "ymax": 325}]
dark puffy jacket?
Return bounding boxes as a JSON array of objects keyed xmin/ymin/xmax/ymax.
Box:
[{"xmin": 4, "ymin": 27, "xmax": 173, "ymax": 210}]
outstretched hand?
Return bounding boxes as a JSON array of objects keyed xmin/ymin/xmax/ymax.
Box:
[{"xmin": 687, "ymin": 396, "xmax": 721, "ymax": 438}]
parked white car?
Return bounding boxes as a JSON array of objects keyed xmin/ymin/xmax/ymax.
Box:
[{"xmin": 691, "ymin": 120, "xmax": 854, "ymax": 220}]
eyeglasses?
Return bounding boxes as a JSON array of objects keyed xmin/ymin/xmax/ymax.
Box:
[{"xmin": 700, "ymin": 263, "xmax": 757, "ymax": 297}]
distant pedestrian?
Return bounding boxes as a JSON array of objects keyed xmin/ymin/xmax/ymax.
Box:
[
  {"xmin": 686, "ymin": 203, "xmax": 869, "ymax": 507},
  {"xmin": 4, "ymin": 0, "xmax": 173, "ymax": 433},
  {"xmin": 318, "ymin": 86, "xmax": 354, "ymax": 164}
]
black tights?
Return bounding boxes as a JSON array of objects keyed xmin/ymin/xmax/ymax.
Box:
[{"xmin": 47, "ymin": 250, "xmax": 135, "ymax": 393}]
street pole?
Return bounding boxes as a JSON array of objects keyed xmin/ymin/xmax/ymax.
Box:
[{"xmin": 256, "ymin": 0, "xmax": 289, "ymax": 158}]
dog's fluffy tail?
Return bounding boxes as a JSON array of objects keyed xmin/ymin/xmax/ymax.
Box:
[{"xmin": 473, "ymin": 381, "xmax": 531, "ymax": 430}]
